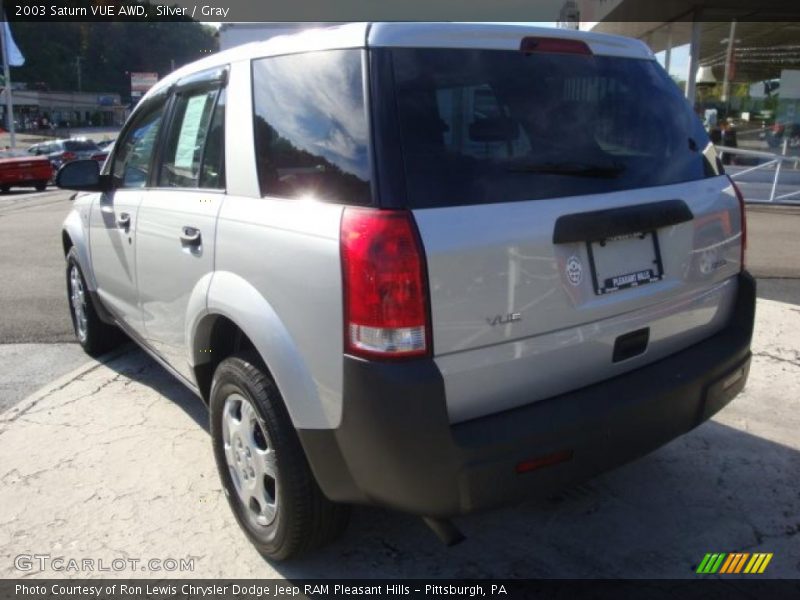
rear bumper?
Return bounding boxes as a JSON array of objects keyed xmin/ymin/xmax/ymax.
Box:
[{"xmin": 299, "ymin": 272, "xmax": 756, "ymax": 517}]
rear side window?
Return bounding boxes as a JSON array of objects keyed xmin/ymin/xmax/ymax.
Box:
[
  {"xmin": 387, "ymin": 48, "xmax": 718, "ymax": 208},
  {"xmin": 158, "ymin": 87, "xmax": 226, "ymax": 189},
  {"xmin": 252, "ymin": 49, "xmax": 371, "ymax": 204}
]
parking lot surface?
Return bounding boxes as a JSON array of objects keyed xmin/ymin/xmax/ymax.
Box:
[{"xmin": 0, "ymin": 298, "xmax": 798, "ymax": 579}]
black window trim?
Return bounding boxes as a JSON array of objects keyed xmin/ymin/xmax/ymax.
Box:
[{"xmin": 368, "ymin": 48, "xmax": 406, "ymax": 210}]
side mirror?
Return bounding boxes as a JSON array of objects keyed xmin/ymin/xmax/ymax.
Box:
[{"xmin": 56, "ymin": 159, "xmax": 109, "ymax": 192}]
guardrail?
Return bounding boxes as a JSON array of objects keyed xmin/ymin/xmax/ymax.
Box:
[{"xmin": 716, "ymin": 144, "xmax": 800, "ymax": 203}]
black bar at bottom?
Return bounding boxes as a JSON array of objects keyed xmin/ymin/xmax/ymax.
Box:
[{"xmin": 2, "ymin": 579, "xmax": 799, "ymax": 600}]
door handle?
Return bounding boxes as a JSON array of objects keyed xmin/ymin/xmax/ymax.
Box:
[
  {"xmin": 180, "ymin": 226, "xmax": 202, "ymax": 246},
  {"xmin": 116, "ymin": 212, "xmax": 130, "ymax": 229}
]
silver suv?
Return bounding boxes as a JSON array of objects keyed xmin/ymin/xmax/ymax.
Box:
[{"xmin": 57, "ymin": 23, "xmax": 755, "ymax": 560}]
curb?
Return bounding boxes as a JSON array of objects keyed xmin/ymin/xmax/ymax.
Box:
[{"xmin": 0, "ymin": 344, "xmax": 134, "ymax": 425}]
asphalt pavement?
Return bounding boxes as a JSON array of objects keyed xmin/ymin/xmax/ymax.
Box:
[
  {"xmin": 0, "ymin": 188, "xmax": 91, "ymax": 412},
  {"xmin": 0, "ymin": 188, "xmax": 78, "ymax": 343},
  {"xmin": 0, "ymin": 297, "xmax": 797, "ymax": 578}
]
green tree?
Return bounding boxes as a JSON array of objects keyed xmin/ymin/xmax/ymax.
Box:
[{"xmin": 9, "ymin": 12, "xmax": 217, "ymax": 100}]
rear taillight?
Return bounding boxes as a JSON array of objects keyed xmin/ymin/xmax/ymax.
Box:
[
  {"xmin": 520, "ymin": 37, "xmax": 592, "ymax": 55},
  {"xmin": 340, "ymin": 208, "xmax": 430, "ymax": 359},
  {"xmin": 728, "ymin": 176, "xmax": 747, "ymax": 270},
  {"xmin": 61, "ymin": 151, "xmax": 77, "ymax": 161}
]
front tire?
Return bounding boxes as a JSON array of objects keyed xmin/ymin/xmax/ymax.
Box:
[
  {"xmin": 210, "ymin": 353, "xmax": 349, "ymax": 560},
  {"xmin": 65, "ymin": 247, "xmax": 121, "ymax": 356},
  {"xmin": 34, "ymin": 181, "xmax": 47, "ymax": 191}
]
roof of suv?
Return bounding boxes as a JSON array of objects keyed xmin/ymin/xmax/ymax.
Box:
[{"xmin": 146, "ymin": 22, "xmax": 654, "ymax": 103}]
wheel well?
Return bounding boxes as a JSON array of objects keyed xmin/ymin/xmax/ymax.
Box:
[
  {"xmin": 193, "ymin": 315, "xmax": 258, "ymax": 404},
  {"xmin": 62, "ymin": 231, "xmax": 73, "ymax": 256}
]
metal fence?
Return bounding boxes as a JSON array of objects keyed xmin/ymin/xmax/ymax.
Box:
[{"xmin": 716, "ymin": 142, "xmax": 800, "ymax": 204}]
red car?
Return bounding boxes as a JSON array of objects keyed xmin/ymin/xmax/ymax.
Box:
[{"xmin": 0, "ymin": 154, "xmax": 53, "ymax": 193}]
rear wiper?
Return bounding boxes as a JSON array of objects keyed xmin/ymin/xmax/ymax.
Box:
[{"xmin": 505, "ymin": 161, "xmax": 626, "ymax": 178}]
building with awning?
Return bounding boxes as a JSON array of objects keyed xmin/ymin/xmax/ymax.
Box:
[{"xmin": 0, "ymin": 88, "xmax": 126, "ymax": 130}]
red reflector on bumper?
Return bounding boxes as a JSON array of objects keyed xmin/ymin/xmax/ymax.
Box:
[{"xmin": 516, "ymin": 450, "xmax": 574, "ymax": 474}]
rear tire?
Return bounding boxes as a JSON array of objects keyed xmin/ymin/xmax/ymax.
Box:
[
  {"xmin": 210, "ymin": 353, "xmax": 349, "ymax": 560},
  {"xmin": 34, "ymin": 181, "xmax": 47, "ymax": 191},
  {"xmin": 65, "ymin": 247, "xmax": 122, "ymax": 356},
  {"xmin": 1, "ymin": 185, "xmax": 9, "ymax": 194}
]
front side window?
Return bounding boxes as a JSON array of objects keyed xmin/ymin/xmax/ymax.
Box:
[
  {"xmin": 112, "ymin": 104, "xmax": 165, "ymax": 188},
  {"xmin": 252, "ymin": 49, "xmax": 371, "ymax": 204},
  {"xmin": 158, "ymin": 87, "xmax": 225, "ymax": 189}
]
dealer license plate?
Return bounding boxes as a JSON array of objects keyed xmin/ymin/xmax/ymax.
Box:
[{"xmin": 587, "ymin": 231, "xmax": 664, "ymax": 295}]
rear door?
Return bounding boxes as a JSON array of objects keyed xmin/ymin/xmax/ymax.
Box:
[
  {"xmin": 89, "ymin": 99, "xmax": 167, "ymax": 334},
  {"xmin": 135, "ymin": 69, "xmax": 227, "ymax": 380},
  {"xmin": 376, "ymin": 45, "xmax": 744, "ymax": 421}
]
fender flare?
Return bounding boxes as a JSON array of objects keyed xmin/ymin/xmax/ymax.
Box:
[
  {"xmin": 194, "ymin": 271, "xmax": 336, "ymax": 430},
  {"xmin": 62, "ymin": 206, "xmax": 97, "ymax": 291}
]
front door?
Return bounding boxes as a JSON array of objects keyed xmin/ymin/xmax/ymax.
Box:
[
  {"xmin": 89, "ymin": 101, "xmax": 166, "ymax": 334},
  {"xmin": 136, "ymin": 81, "xmax": 227, "ymax": 380}
]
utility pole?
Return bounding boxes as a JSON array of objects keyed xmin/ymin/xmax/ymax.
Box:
[
  {"xmin": 76, "ymin": 56, "xmax": 82, "ymax": 92},
  {"xmin": 721, "ymin": 19, "xmax": 737, "ymax": 105},
  {"xmin": 0, "ymin": 15, "xmax": 16, "ymax": 148},
  {"xmin": 686, "ymin": 18, "xmax": 702, "ymax": 104}
]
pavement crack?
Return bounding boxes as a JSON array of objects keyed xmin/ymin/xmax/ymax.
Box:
[
  {"xmin": 0, "ymin": 347, "xmax": 134, "ymax": 430},
  {"xmin": 21, "ymin": 373, "xmax": 126, "ymax": 417},
  {"xmin": 752, "ymin": 350, "xmax": 800, "ymax": 368}
]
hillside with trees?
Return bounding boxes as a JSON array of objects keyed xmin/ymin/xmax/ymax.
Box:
[{"xmin": 9, "ymin": 19, "xmax": 217, "ymax": 100}]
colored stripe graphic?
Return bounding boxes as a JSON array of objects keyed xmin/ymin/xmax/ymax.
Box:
[
  {"xmin": 732, "ymin": 553, "xmax": 749, "ymax": 573},
  {"xmin": 698, "ymin": 552, "xmax": 774, "ymax": 575},
  {"xmin": 697, "ymin": 553, "xmax": 727, "ymax": 574},
  {"xmin": 696, "ymin": 554, "xmax": 714, "ymax": 573},
  {"xmin": 744, "ymin": 553, "xmax": 774, "ymax": 574},
  {"xmin": 719, "ymin": 554, "xmax": 736, "ymax": 573},
  {"xmin": 758, "ymin": 554, "xmax": 773, "ymax": 573},
  {"xmin": 744, "ymin": 554, "xmax": 761, "ymax": 573}
]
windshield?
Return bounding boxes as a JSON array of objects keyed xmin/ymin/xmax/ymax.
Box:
[{"xmin": 386, "ymin": 48, "xmax": 719, "ymax": 208}]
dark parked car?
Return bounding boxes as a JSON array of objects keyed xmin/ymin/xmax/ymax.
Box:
[
  {"xmin": 89, "ymin": 141, "xmax": 114, "ymax": 165},
  {"xmin": 28, "ymin": 139, "xmax": 103, "ymax": 172}
]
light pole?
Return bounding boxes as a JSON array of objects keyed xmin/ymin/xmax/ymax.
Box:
[
  {"xmin": 721, "ymin": 20, "xmax": 738, "ymax": 106},
  {"xmin": 0, "ymin": 15, "xmax": 16, "ymax": 148}
]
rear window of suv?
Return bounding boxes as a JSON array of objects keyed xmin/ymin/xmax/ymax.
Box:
[{"xmin": 387, "ymin": 48, "xmax": 718, "ymax": 208}]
